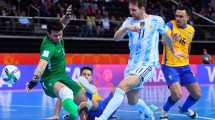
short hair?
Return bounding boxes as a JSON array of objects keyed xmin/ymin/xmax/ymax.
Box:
[
  {"xmin": 80, "ymin": 66, "xmax": 93, "ymax": 74},
  {"xmin": 177, "ymin": 5, "xmax": 191, "ymax": 16},
  {"xmin": 128, "ymin": 0, "xmax": 147, "ymax": 9},
  {"xmin": 47, "ymin": 20, "xmax": 63, "ymax": 33}
]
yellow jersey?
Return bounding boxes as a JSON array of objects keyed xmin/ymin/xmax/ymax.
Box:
[
  {"xmin": 78, "ymin": 83, "xmax": 102, "ymax": 101},
  {"xmin": 161, "ymin": 20, "xmax": 195, "ymax": 67}
]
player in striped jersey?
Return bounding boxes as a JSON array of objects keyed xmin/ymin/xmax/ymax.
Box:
[
  {"xmin": 160, "ymin": 5, "xmax": 201, "ymax": 120},
  {"xmin": 95, "ymin": 0, "xmax": 187, "ymax": 120}
]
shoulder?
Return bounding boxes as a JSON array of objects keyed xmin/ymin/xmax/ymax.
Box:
[
  {"xmin": 166, "ymin": 20, "xmax": 175, "ymax": 30},
  {"xmin": 41, "ymin": 36, "xmax": 55, "ymax": 49},
  {"xmin": 124, "ymin": 17, "xmax": 133, "ymax": 23},
  {"xmin": 186, "ymin": 24, "xmax": 195, "ymax": 32},
  {"xmin": 150, "ymin": 15, "xmax": 164, "ymax": 21}
]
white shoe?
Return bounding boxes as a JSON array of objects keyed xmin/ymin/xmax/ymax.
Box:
[
  {"xmin": 46, "ymin": 116, "xmax": 59, "ymax": 120},
  {"xmin": 149, "ymin": 104, "xmax": 158, "ymax": 113},
  {"xmin": 160, "ymin": 108, "xmax": 168, "ymax": 120},
  {"xmin": 139, "ymin": 111, "xmax": 146, "ymax": 120},
  {"xmin": 143, "ymin": 105, "xmax": 157, "ymax": 120},
  {"xmin": 179, "ymin": 107, "xmax": 198, "ymax": 119},
  {"xmin": 95, "ymin": 117, "xmax": 100, "ymax": 120}
]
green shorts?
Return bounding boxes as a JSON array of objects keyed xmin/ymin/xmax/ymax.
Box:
[{"xmin": 41, "ymin": 75, "xmax": 81, "ymax": 98}]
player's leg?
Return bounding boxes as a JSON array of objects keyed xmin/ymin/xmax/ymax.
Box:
[
  {"xmin": 42, "ymin": 78, "xmax": 79, "ymax": 120},
  {"xmin": 179, "ymin": 66, "xmax": 201, "ymax": 118},
  {"xmin": 97, "ymin": 66, "xmax": 155, "ymax": 120},
  {"xmin": 54, "ymin": 82, "xmax": 79, "ymax": 120},
  {"xmin": 127, "ymin": 89, "xmax": 154, "ymax": 119},
  {"xmin": 46, "ymin": 98, "xmax": 62, "ymax": 120},
  {"xmin": 96, "ymin": 75, "xmax": 140, "ymax": 120},
  {"xmin": 161, "ymin": 65, "xmax": 182, "ymax": 120},
  {"xmin": 65, "ymin": 77, "xmax": 95, "ymax": 112},
  {"xmin": 127, "ymin": 66, "xmax": 156, "ymax": 120}
]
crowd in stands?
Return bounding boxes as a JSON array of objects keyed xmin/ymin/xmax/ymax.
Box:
[{"xmin": 0, "ymin": 0, "xmax": 215, "ymax": 37}]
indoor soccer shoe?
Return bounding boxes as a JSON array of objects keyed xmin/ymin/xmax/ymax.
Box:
[
  {"xmin": 142, "ymin": 105, "xmax": 157, "ymax": 120},
  {"xmin": 149, "ymin": 104, "xmax": 158, "ymax": 113},
  {"xmin": 46, "ymin": 116, "xmax": 59, "ymax": 120},
  {"xmin": 63, "ymin": 114, "xmax": 80, "ymax": 120},
  {"xmin": 179, "ymin": 107, "xmax": 198, "ymax": 119},
  {"xmin": 160, "ymin": 108, "xmax": 168, "ymax": 120}
]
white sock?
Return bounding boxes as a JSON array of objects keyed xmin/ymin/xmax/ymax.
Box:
[
  {"xmin": 86, "ymin": 98, "xmax": 93, "ymax": 110},
  {"xmin": 99, "ymin": 88, "xmax": 125, "ymax": 120},
  {"xmin": 130, "ymin": 99, "xmax": 151, "ymax": 116}
]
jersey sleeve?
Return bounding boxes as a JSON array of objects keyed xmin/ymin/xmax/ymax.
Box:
[
  {"xmin": 120, "ymin": 17, "xmax": 132, "ymax": 29},
  {"xmin": 40, "ymin": 46, "xmax": 55, "ymax": 61},
  {"xmin": 157, "ymin": 17, "xmax": 168, "ymax": 34},
  {"xmin": 166, "ymin": 21, "xmax": 173, "ymax": 35}
]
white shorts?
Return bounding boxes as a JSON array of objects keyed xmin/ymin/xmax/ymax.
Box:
[{"xmin": 124, "ymin": 65, "xmax": 155, "ymax": 89}]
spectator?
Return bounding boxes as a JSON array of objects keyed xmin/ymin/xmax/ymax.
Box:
[
  {"xmin": 202, "ymin": 49, "xmax": 212, "ymax": 64},
  {"xmin": 86, "ymin": 16, "xmax": 96, "ymax": 37}
]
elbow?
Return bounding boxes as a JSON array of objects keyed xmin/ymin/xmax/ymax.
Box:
[{"xmin": 113, "ymin": 35, "xmax": 121, "ymax": 41}]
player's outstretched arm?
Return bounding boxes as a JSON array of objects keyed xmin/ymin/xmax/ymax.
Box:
[
  {"xmin": 26, "ymin": 59, "xmax": 48, "ymax": 92},
  {"xmin": 60, "ymin": 5, "xmax": 72, "ymax": 28}
]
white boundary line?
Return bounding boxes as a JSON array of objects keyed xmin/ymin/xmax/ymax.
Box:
[
  {"xmin": 0, "ymin": 104, "xmax": 215, "ymax": 120},
  {"xmin": 117, "ymin": 109, "xmax": 215, "ymax": 120}
]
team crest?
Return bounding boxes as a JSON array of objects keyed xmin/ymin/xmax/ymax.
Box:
[
  {"xmin": 188, "ymin": 33, "xmax": 192, "ymax": 39},
  {"xmin": 140, "ymin": 21, "xmax": 145, "ymax": 27},
  {"xmin": 168, "ymin": 74, "xmax": 173, "ymax": 80}
]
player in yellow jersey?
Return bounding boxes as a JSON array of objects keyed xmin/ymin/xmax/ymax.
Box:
[
  {"xmin": 160, "ymin": 5, "xmax": 201, "ymax": 120},
  {"xmin": 46, "ymin": 66, "xmax": 117, "ymax": 120}
]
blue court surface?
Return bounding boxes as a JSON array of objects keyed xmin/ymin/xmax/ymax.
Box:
[{"xmin": 0, "ymin": 85, "xmax": 214, "ymax": 120}]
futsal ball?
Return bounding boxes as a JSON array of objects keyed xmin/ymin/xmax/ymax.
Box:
[{"xmin": 1, "ymin": 65, "xmax": 21, "ymax": 84}]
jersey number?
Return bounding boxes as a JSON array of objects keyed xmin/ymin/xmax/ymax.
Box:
[
  {"xmin": 179, "ymin": 38, "xmax": 186, "ymax": 46},
  {"xmin": 139, "ymin": 29, "xmax": 145, "ymax": 38}
]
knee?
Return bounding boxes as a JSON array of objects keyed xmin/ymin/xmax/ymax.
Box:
[
  {"xmin": 127, "ymin": 98, "xmax": 138, "ymax": 105},
  {"xmin": 118, "ymin": 83, "xmax": 129, "ymax": 92},
  {"xmin": 171, "ymin": 92, "xmax": 182, "ymax": 101},
  {"xmin": 192, "ymin": 90, "xmax": 202, "ymax": 99},
  {"xmin": 59, "ymin": 87, "xmax": 74, "ymax": 101}
]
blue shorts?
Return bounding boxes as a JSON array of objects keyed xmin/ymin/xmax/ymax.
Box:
[
  {"xmin": 161, "ymin": 65, "xmax": 197, "ymax": 87},
  {"xmin": 88, "ymin": 92, "xmax": 116, "ymax": 119}
]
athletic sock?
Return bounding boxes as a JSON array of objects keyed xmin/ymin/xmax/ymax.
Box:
[
  {"xmin": 163, "ymin": 96, "xmax": 177, "ymax": 111},
  {"xmin": 99, "ymin": 88, "xmax": 125, "ymax": 120},
  {"xmin": 181, "ymin": 95, "xmax": 199, "ymax": 112},
  {"xmin": 130, "ymin": 99, "xmax": 151, "ymax": 116},
  {"xmin": 62, "ymin": 98, "xmax": 78, "ymax": 119},
  {"xmin": 86, "ymin": 98, "xmax": 93, "ymax": 110}
]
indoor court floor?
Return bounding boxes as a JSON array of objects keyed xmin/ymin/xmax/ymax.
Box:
[{"xmin": 0, "ymin": 85, "xmax": 214, "ymax": 120}]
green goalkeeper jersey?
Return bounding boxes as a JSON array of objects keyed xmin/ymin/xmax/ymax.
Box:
[{"xmin": 39, "ymin": 35, "xmax": 67, "ymax": 82}]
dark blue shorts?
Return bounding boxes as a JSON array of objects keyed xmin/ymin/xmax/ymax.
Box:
[
  {"xmin": 88, "ymin": 92, "xmax": 116, "ymax": 119},
  {"xmin": 161, "ymin": 65, "xmax": 198, "ymax": 86}
]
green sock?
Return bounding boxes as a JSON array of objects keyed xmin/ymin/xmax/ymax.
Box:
[{"xmin": 62, "ymin": 98, "xmax": 78, "ymax": 119}]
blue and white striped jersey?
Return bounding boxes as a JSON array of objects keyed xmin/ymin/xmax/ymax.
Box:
[{"xmin": 121, "ymin": 15, "xmax": 167, "ymax": 70}]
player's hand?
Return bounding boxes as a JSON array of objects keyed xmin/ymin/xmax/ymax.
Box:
[
  {"xmin": 65, "ymin": 5, "xmax": 72, "ymax": 19},
  {"xmin": 172, "ymin": 33, "xmax": 181, "ymax": 43},
  {"xmin": 125, "ymin": 25, "xmax": 140, "ymax": 32},
  {"xmin": 26, "ymin": 75, "xmax": 39, "ymax": 92},
  {"xmin": 173, "ymin": 51, "xmax": 188, "ymax": 59}
]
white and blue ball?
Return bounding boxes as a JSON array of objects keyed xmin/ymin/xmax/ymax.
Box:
[{"xmin": 1, "ymin": 65, "xmax": 21, "ymax": 84}]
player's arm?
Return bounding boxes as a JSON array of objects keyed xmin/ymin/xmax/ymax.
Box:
[
  {"xmin": 60, "ymin": 5, "xmax": 72, "ymax": 28},
  {"xmin": 114, "ymin": 23, "xmax": 140, "ymax": 41},
  {"xmin": 78, "ymin": 76, "xmax": 97, "ymax": 94},
  {"xmin": 162, "ymin": 32, "xmax": 188, "ymax": 59},
  {"xmin": 188, "ymin": 43, "xmax": 191, "ymax": 54},
  {"xmin": 114, "ymin": 27, "xmax": 128, "ymax": 41},
  {"xmin": 26, "ymin": 59, "xmax": 48, "ymax": 92}
]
